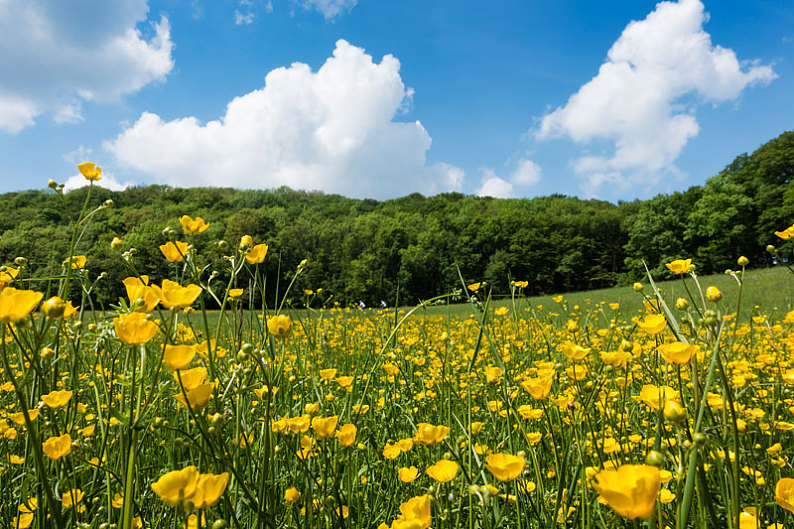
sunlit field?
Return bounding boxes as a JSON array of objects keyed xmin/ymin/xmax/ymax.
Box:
[{"xmin": 5, "ymin": 172, "xmax": 794, "ymax": 529}]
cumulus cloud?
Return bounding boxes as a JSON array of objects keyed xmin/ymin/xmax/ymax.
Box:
[
  {"xmin": 106, "ymin": 40, "xmax": 463, "ymax": 199},
  {"xmin": 0, "ymin": 1, "xmax": 173, "ymax": 133},
  {"xmin": 476, "ymin": 158, "xmax": 542, "ymax": 198},
  {"xmin": 298, "ymin": 0, "xmax": 358, "ymax": 20},
  {"xmin": 63, "ymin": 172, "xmax": 132, "ymax": 193},
  {"xmin": 536, "ymin": 0, "xmax": 775, "ymax": 196}
]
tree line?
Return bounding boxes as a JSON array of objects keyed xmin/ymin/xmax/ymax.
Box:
[{"xmin": 1, "ymin": 131, "xmax": 791, "ymax": 308}]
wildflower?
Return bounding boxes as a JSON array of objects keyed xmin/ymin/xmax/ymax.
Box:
[
  {"xmin": 10, "ymin": 409, "xmax": 38, "ymax": 424},
  {"xmin": 399, "ymin": 466, "xmax": 420, "ymax": 483},
  {"xmin": 61, "ymin": 489, "xmax": 84, "ymax": 509},
  {"xmin": 414, "ymin": 423, "xmax": 450, "ymax": 445},
  {"xmin": 775, "ymin": 478, "xmax": 794, "ymax": 513},
  {"xmin": 41, "ymin": 389, "xmax": 73, "ymax": 408},
  {"xmin": 153, "ymin": 279, "xmax": 202, "ymax": 309},
  {"xmin": 470, "ymin": 421, "xmax": 484, "ymax": 435},
  {"xmin": 426, "ymin": 460, "xmax": 459, "ymax": 483},
  {"xmin": 484, "ymin": 366, "xmax": 503, "ymax": 384},
  {"xmin": 123, "ymin": 276, "xmax": 160, "ymax": 312},
  {"xmin": 180, "ymin": 215, "xmax": 210, "ymax": 234},
  {"xmin": 775, "ymin": 224, "xmax": 794, "ymax": 240},
  {"xmin": 63, "ymin": 255, "xmax": 87, "ymax": 269},
  {"xmin": 246, "ymin": 244, "xmax": 269, "ymax": 264},
  {"xmin": 151, "ymin": 466, "xmax": 200, "ymax": 507},
  {"xmin": 173, "ymin": 383, "xmax": 214, "ymax": 410},
  {"xmin": 337, "ymin": 424, "xmax": 357, "ymax": 447},
  {"xmin": 485, "ymin": 453, "xmax": 526, "ymax": 482},
  {"xmin": 520, "ymin": 376, "xmax": 553, "ymax": 400},
  {"xmin": 285, "ymin": 487, "xmax": 301, "ymax": 506},
  {"xmin": 114, "ymin": 312, "xmax": 158, "ymax": 345},
  {"xmin": 267, "ymin": 314, "xmax": 292, "ymax": 339},
  {"xmin": 658, "ymin": 342, "xmax": 694, "ymax": 365},
  {"xmin": 12, "ymin": 513, "xmax": 33, "ymax": 529},
  {"xmin": 190, "ymin": 472, "xmax": 229, "ymax": 509},
  {"xmin": 319, "ymin": 368, "xmax": 337, "ymax": 380},
  {"xmin": 467, "ymin": 282, "xmax": 482, "ymax": 292},
  {"xmin": 560, "ymin": 341, "xmax": 590, "ymax": 361},
  {"xmin": 592, "ymin": 464, "xmax": 661, "ymax": 520},
  {"xmin": 40, "ymin": 296, "xmax": 66, "ymax": 318},
  {"xmin": 638, "ymin": 385, "xmax": 679, "ymax": 412},
  {"xmin": 159, "ymin": 241, "xmax": 189, "ymax": 262},
  {"xmin": 42, "ymin": 433, "xmax": 72, "ymax": 460},
  {"xmin": 176, "ymin": 367, "xmax": 207, "ymax": 391},
  {"xmin": 635, "ymin": 314, "xmax": 666, "ymax": 335},
  {"xmin": 228, "ymin": 288, "xmax": 244, "ymax": 299},
  {"xmin": 311, "ymin": 416, "xmax": 339, "ymax": 438},
  {"xmin": 392, "ymin": 495, "xmax": 431, "ymax": 529},
  {"xmin": 706, "ymin": 286, "xmax": 722, "ymax": 302},
  {"xmin": 77, "ymin": 162, "xmax": 102, "ymax": 181},
  {"xmin": 0, "ymin": 287, "xmax": 44, "ymax": 324},
  {"xmin": 163, "ymin": 344, "xmax": 197, "ymax": 371},
  {"xmin": 665, "ymin": 259, "xmax": 692, "ymax": 275},
  {"xmin": 0, "ymin": 266, "xmax": 19, "ymax": 287},
  {"xmin": 111, "ymin": 237, "xmax": 123, "ymax": 250}
]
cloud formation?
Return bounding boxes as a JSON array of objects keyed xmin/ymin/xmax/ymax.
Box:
[
  {"xmin": 0, "ymin": 1, "xmax": 173, "ymax": 133},
  {"xmin": 476, "ymin": 158, "xmax": 542, "ymax": 198},
  {"xmin": 107, "ymin": 40, "xmax": 463, "ymax": 199},
  {"xmin": 63, "ymin": 172, "xmax": 132, "ymax": 193},
  {"xmin": 298, "ymin": 0, "xmax": 358, "ymax": 20},
  {"xmin": 536, "ymin": 0, "xmax": 775, "ymax": 196}
]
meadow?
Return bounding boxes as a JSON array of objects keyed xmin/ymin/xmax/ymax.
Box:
[{"xmin": 4, "ymin": 170, "xmax": 794, "ymax": 529}]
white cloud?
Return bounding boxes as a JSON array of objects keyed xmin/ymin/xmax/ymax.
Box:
[
  {"xmin": 0, "ymin": 1, "xmax": 173, "ymax": 133},
  {"xmin": 235, "ymin": 0, "xmax": 256, "ymax": 25},
  {"xmin": 298, "ymin": 0, "xmax": 358, "ymax": 20},
  {"xmin": 63, "ymin": 172, "xmax": 132, "ymax": 193},
  {"xmin": 477, "ymin": 169, "xmax": 514, "ymax": 199},
  {"xmin": 536, "ymin": 0, "xmax": 775, "ymax": 196},
  {"xmin": 63, "ymin": 145, "xmax": 94, "ymax": 164},
  {"xmin": 106, "ymin": 40, "xmax": 463, "ymax": 199},
  {"xmin": 476, "ymin": 157, "xmax": 541, "ymax": 198}
]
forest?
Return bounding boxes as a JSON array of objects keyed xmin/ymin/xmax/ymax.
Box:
[{"xmin": 0, "ymin": 131, "xmax": 792, "ymax": 308}]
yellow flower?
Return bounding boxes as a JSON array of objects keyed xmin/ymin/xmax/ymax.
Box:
[
  {"xmin": 173, "ymin": 383, "xmax": 214, "ymax": 410},
  {"xmin": 775, "ymin": 224, "xmax": 794, "ymax": 240},
  {"xmin": 10, "ymin": 409, "xmax": 39, "ymax": 424},
  {"xmin": 638, "ymin": 385, "xmax": 679, "ymax": 412},
  {"xmin": 393, "ymin": 495, "xmax": 431, "ymax": 529},
  {"xmin": 592, "ymin": 464, "xmax": 661, "ymax": 520},
  {"xmin": 151, "ymin": 466, "xmax": 201, "ymax": 507},
  {"xmin": 399, "ymin": 466, "xmax": 420, "ymax": 483},
  {"xmin": 190, "ymin": 472, "xmax": 229, "ymax": 509},
  {"xmin": 426, "ymin": 460, "xmax": 459, "ymax": 483},
  {"xmin": 163, "ymin": 344, "xmax": 197, "ymax": 371},
  {"xmin": 40, "ymin": 296, "xmax": 66, "ymax": 318},
  {"xmin": 159, "ymin": 241, "xmax": 189, "ymax": 262},
  {"xmin": 775, "ymin": 478, "xmax": 794, "ymax": 513},
  {"xmin": 0, "ymin": 287, "xmax": 44, "ymax": 324},
  {"xmin": 319, "ymin": 368, "xmax": 337, "ymax": 380},
  {"xmin": 336, "ymin": 424, "xmax": 357, "ymax": 447},
  {"xmin": 657, "ymin": 342, "xmax": 694, "ymax": 365},
  {"xmin": 79, "ymin": 424, "xmax": 96, "ymax": 437},
  {"xmin": 246, "ymin": 244, "xmax": 269, "ymax": 264},
  {"xmin": 176, "ymin": 366, "xmax": 207, "ymax": 391},
  {"xmin": 0, "ymin": 265, "xmax": 19, "ymax": 287},
  {"xmin": 41, "ymin": 389, "xmax": 73, "ymax": 408},
  {"xmin": 284, "ymin": 487, "xmax": 301, "ymax": 506},
  {"xmin": 228, "ymin": 288, "xmax": 244, "ymax": 299},
  {"xmin": 520, "ymin": 376, "xmax": 553, "ymax": 400},
  {"xmin": 706, "ymin": 286, "xmax": 722, "ymax": 302},
  {"xmin": 267, "ymin": 314, "xmax": 292, "ymax": 339},
  {"xmin": 123, "ymin": 276, "xmax": 160, "ymax": 313},
  {"xmin": 470, "ymin": 421, "xmax": 485, "ymax": 435},
  {"xmin": 665, "ymin": 258, "xmax": 692, "ymax": 274},
  {"xmin": 42, "ymin": 433, "xmax": 72, "ymax": 460},
  {"xmin": 311, "ymin": 415, "xmax": 339, "ymax": 438},
  {"xmin": 114, "ymin": 312, "xmax": 158, "ymax": 345},
  {"xmin": 467, "ymin": 282, "xmax": 482, "ymax": 292},
  {"xmin": 383, "ymin": 443, "xmax": 402, "ymax": 460},
  {"xmin": 485, "ymin": 453, "xmax": 526, "ymax": 482},
  {"xmin": 414, "ymin": 423, "xmax": 450, "ymax": 446},
  {"xmin": 61, "ymin": 489, "xmax": 84, "ymax": 509},
  {"xmin": 560, "ymin": 341, "xmax": 590, "ymax": 361},
  {"xmin": 77, "ymin": 162, "xmax": 102, "ymax": 181},
  {"xmin": 63, "ymin": 255, "xmax": 87, "ymax": 269},
  {"xmin": 513, "ymin": 280, "xmax": 528, "ymax": 289},
  {"xmin": 484, "ymin": 366, "xmax": 503, "ymax": 384},
  {"xmin": 153, "ymin": 279, "xmax": 202, "ymax": 309},
  {"xmin": 635, "ymin": 314, "xmax": 666, "ymax": 335},
  {"xmin": 179, "ymin": 215, "xmax": 210, "ymax": 234},
  {"xmin": 12, "ymin": 513, "xmax": 33, "ymax": 529}
]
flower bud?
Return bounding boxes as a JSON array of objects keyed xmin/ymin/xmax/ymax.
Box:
[
  {"xmin": 663, "ymin": 400, "xmax": 686, "ymax": 423},
  {"xmin": 645, "ymin": 450, "xmax": 665, "ymax": 467},
  {"xmin": 41, "ymin": 296, "xmax": 67, "ymax": 318},
  {"xmin": 41, "ymin": 347, "xmax": 55, "ymax": 360},
  {"xmin": 767, "ymin": 244, "xmax": 776, "ymax": 253},
  {"xmin": 103, "ymin": 199, "xmax": 113, "ymax": 208},
  {"xmin": 675, "ymin": 297, "xmax": 689, "ymax": 310},
  {"xmin": 111, "ymin": 237, "xmax": 123, "ymax": 250},
  {"xmin": 14, "ymin": 256, "xmax": 27, "ymax": 266},
  {"xmin": 706, "ymin": 286, "xmax": 722, "ymax": 302},
  {"xmin": 633, "ymin": 282, "xmax": 643, "ymax": 293},
  {"xmin": 48, "ymin": 179, "xmax": 58, "ymax": 189},
  {"xmin": 737, "ymin": 256, "xmax": 749, "ymax": 267}
]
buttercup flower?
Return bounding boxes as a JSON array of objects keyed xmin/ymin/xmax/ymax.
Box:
[
  {"xmin": 426, "ymin": 460, "xmax": 459, "ymax": 483},
  {"xmin": 180, "ymin": 215, "xmax": 209, "ymax": 234},
  {"xmin": 159, "ymin": 241, "xmax": 190, "ymax": 262},
  {"xmin": 311, "ymin": 415, "xmax": 339, "ymax": 438},
  {"xmin": 414, "ymin": 423, "xmax": 450, "ymax": 445},
  {"xmin": 284, "ymin": 487, "xmax": 301, "ymax": 506},
  {"xmin": 399, "ymin": 466, "xmax": 420, "ymax": 483},
  {"xmin": 485, "ymin": 453, "xmax": 526, "ymax": 482},
  {"xmin": 246, "ymin": 244, "xmax": 269, "ymax": 264},
  {"xmin": 151, "ymin": 466, "xmax": 201, "ymax": 507},
  {"xmin": 41, "ymin": 389, "xmax": 73, "ymax": 409},
  {"xmin": 190, "ymin": 472, "xmax": 229, "ymax": 509},
  {"xmin": 173, "ymin": 382, "xmax": 214, "ymax": 410},
  {"xmin": 775, "ymin": 478, "xmax": 794, "ymax": 513},
  {"xmin": 0, "ymin": 287, "xmax": 44, "ymax": 324},
  {"xmin": 337, "ymin": 423, "xmax": 357, "ymax": 447},
  {"xmin": 114, "ymin": 312, "xmax": 158, "ymax": 345},
  {"xmin": 665, "ymin": 259, "xmax": 692, "ymax": 275},
  {"xmin": 163, "ymin": 344, "xmax": 197, "ymax": 371},
  {"xmin": 658, "ymin": 342, "xmax": 694, "ymax": 365},
  {"xmin": 592, "ymin": 464, "xmax": 661, "ymax": 520},
  {"xmin": 77, "ymin": 162, "xmax": 102, "ymax": 181},
  {"xmin": 267, "ymin": 314, "xmax": 292, "ymax": 339},
  {"xmin": 153, "ymin": 280, "xmax": 202, "ymax": 309},
  {"xmin": 520, "ymin": 376, "xmax": 553, "ymax": 400},
  {"xmin": 392, "ymin": 495, "xmax": 431, "ymax": 529},
  {"xmin": 635, "ymin": 314, "xmax": 667, "ymax": 335},
  {"xmin": 42, "ymin": 433, "xmax": 72, "ymax": 460}
]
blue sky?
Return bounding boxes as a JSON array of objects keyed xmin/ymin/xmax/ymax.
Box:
[{"xmin": 0, "ymin": 0, "xmax": 791, "ymax": 201}]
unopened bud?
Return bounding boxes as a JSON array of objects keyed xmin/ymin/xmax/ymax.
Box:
[
  {"xmin": 633, "ymin": 282, "xmax": 643, "ymax": 293},
  {"xmin": 14, "ymin": 256, "xmax": 27, "ymax": 266},
  {"xmin": 111, "ymin": 237, "xmax": 123, "ymax": 250},
  {"xmin": 48, "ymin": 179, "xmax": 58, "ymax": 189},
  {"xmin": 41, "ymin": 296, "xmax": 66, "ymax": 318},
  {"xmin": 737, "ymin": 256, "xmax": 749, "ymax": 267}
]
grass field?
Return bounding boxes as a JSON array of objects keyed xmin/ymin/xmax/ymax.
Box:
[{"xmin": 5, "ymin": 201, "xmax": 794, "ymax": 529}]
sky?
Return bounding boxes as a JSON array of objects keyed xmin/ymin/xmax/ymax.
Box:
[{"xmin": 0, "ymin": 0, "xmax": 791, "ymax": 202}]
